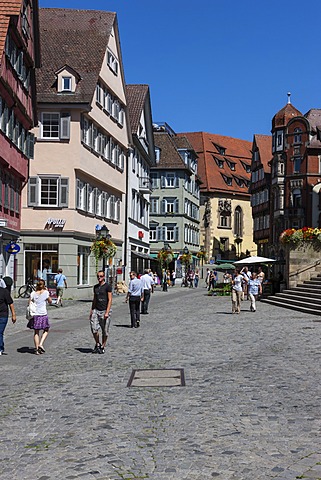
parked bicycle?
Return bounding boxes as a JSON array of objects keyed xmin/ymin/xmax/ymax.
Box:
[{"xmin": 18, "ymin": 277, "xmax": 36, "ymax": 298}]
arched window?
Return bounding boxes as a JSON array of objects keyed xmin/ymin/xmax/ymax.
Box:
[
  {"xmin": 234, "ymin": 206, "xmax": 243, "ymax": 237},
  {"xmin": 294, "ymin": 128, "xmax": 302, "ymax": 144}
]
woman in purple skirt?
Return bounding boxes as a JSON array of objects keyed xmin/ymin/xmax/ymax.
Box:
[{"xmin": 28, "ymin": 279, "xmax": 52, "ymax": 355}]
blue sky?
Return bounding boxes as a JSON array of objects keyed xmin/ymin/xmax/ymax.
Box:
[{"xmin": 39, "ymin": 0, "xmax": 321, "ymax": 141}]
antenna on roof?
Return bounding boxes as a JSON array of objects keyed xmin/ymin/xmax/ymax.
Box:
[{"xmin": 287, "ymin": 92, "xmax": 291, "ymax": 104}]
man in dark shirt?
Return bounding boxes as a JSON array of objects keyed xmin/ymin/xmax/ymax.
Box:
[
  {"xmin": 0, "ymin": 286, "xmax": 16, "ymax": 355},
  {"xmin": 89, "ymin": 270, "xmax": 112, "ymax": 354}
]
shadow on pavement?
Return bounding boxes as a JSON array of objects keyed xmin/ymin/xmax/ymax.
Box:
[
  {"xmin": 114, "ymin": 324, "xmax": 132, "ymax": 328},
  {"xmin": 17, "ymin": 346, "xmax": 35, "ymax": 354},
  {"xmin": 75, "ymin": 347, "xmax": 93, "ymax": 354}
]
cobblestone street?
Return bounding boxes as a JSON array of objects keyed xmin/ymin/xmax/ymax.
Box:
[{"xmin": 1, "ymin": 285, "xmax": 321, "ymax": 479}]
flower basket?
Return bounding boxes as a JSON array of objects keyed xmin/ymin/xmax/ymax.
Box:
[
  {"xmin": 157, "ymin": 249, "xmax": 173, "ymax": 267},
  {"xmin": 178, "ymin": 253, "xmax": 192, "ymax": 265},
  {"xmin": 91, "ymin": 238, "xmax": 117, "ymax": 272},
  {"xmin": 196, "ymin": 250, "xmax": 207, "ymax": 262},
  {"xmin": 280, "ymin": 227, "xmax": 321, "ymax": 251}
]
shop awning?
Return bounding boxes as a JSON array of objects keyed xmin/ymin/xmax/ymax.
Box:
[{"xmin": 131, "ymin": 251, "xmax": 154, "ymax": 260}]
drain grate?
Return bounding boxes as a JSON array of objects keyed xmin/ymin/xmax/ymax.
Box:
[{"xmin": 127, "ymin": 368, "xmax": 185, "ymax": 387}]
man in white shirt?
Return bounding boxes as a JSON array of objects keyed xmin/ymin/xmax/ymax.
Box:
[{"xmin": 140, "ymin": 269, "xmax": 154, "ymax": 314}]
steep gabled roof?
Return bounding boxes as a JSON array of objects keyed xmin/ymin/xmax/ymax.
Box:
[
  {"xmin": 37, "ymin": 8, "xmax": 116, "ymax": 104},
  {"xmin": 153, "ymin": 132, "xmax": 189, "ymax": 170},
  {"xmin": 179, "ymin": 132, "xmax": 252, "ymax": 194},
  {"xmin": 253, "ymin": 134, "xmax": 271, "ymax": 172},
  {"xmin": 126, "ymin": 84, "xmax": 149, "ymax": 134},
  {"xmin": 0, "ymin": 0, "xmax": 22, "ymax": 63}
]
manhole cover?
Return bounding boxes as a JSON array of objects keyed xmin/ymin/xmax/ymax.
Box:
[{"xmin": 127, "ymin": 368, "xmax": 185, "ymax": 387}]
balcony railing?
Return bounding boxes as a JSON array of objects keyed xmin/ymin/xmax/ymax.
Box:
[{"xmin": 139, "ymin": 176, "xmax": 152, "ymax": 193}]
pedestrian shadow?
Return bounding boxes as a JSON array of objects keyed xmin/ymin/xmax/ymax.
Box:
[
  {"xmin": 114, "ymin": 324, "xmax": 132, "ymax": 328},
  {"xmin": 75, "ymin": 347, "xmax": 94, "ymax": 354},
  {"xmin": 17, "ymin": 346, "xmax": 35, "ymax": 354}
]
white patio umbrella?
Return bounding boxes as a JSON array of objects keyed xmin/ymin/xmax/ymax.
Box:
[{"xmin": 234, "ymin": 256, "xmax": 276, "ymax": 265}]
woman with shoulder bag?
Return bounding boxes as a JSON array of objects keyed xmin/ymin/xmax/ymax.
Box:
[
  {"xmin": 28, "ymin": 279, "xmax": 52, "ymax": 355},
  {"xmin": 231, "ymin": 268, "xmax": 247, "ymax": 314}
]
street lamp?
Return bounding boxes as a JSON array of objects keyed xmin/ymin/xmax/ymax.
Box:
[
  {"xmin": 96, "ymin": 225, "xmax": 111, "ymax": 274},
  {"xmin": 234, "ymin": 235, "xmax": 243, "ymax": 258},
  {"xmin": 200, "ymin": 245, "xmax": 205, "ymax": 279}
]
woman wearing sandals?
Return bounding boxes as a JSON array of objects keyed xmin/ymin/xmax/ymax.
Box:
[{"xmin": 28, "ymin": 279, "xmax": 52, "ymax": 355}]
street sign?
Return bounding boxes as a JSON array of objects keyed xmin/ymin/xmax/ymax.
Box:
[{"xmin": 5, "ymin": 243, "xmax": 20, "ymax": 254}]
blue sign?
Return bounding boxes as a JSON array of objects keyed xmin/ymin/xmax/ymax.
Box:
[{"xmin": 5, "ymin": 243, "xmax": 20, "ymax": 254}]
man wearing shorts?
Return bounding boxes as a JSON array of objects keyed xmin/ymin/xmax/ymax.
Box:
[
  {"xmin": 54, "ymin": 268, "xmax": 67, "ymax": 307},
  {"xmin": 90, "ymin": 270, "xmax": 112, "ymax": 354}
]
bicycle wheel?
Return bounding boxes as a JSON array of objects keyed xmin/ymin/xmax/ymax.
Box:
[{"xmin": 18, "ymin": 285, "xmax": 32, "ymax": 298}]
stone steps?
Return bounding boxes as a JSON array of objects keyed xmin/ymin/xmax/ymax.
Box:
[{"xmin": 261, "ymin": 275, "xmax": 321, "ymax": 316}]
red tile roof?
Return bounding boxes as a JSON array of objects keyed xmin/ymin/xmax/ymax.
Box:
[
  {"xmin": 272, "ymin": 102, "xmax": 302, "ymax": 129},
  {"xmin": 37, "ymin": 8, "xmax": 116, "ymax": 104},
  {"xmin": 0, "ymin": 0, "xmax": 22, "ymax": 62},
  {"xmin": 253, "ymin": 134, "xmax": 271, "ymax": 172},
  {"xmin": 126, "ymin": 84, "xmax": 149, "ymax": 134},
  {"xmin": 179, "ymin": 132, "xmax": 252, "ymax": 195}
]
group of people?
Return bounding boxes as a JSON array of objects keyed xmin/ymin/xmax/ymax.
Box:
[
  {"xmin": 231, "ymin": 266, "xmax": 265, "ymax": 314},
  {"xmin": 125, "ymin": 269, "xmax": 154, "ymax": 328},
  {"xmin": 205, "ymin": 268, "xmax": 218, "ymax": 291},
  {"xmin": 0, "ymin": 269, "xmax": 68, "ymax": 356}
]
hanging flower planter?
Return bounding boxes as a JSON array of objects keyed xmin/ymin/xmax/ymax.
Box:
[
  {"xmin": 91, "ymin": 237, "xmax": 117, "ymax": 272},
  {"xmin": 280, "ymin": 227, "xmax": 321, "ymax": 250},
  {"xmin": 157, "ymin": 249, "xmax": 173, "ymax": 267},
  {"xmin": 178, "ymin": 253, "xmax": 192, "ymax": 266}
]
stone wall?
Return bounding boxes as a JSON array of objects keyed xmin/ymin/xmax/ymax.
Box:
[{"xmin": 285, "ymin": 243, "xmax": 321, "ymax": 288}]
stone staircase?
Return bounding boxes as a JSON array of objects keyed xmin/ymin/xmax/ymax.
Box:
[{"xmin": 261, "ymin": 273, "xmax": 321, "ymax": 316}]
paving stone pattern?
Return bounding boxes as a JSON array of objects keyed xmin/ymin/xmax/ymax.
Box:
[{"xmin": 1, "ymin": 286, "xmax": 321, "ymax": 479}]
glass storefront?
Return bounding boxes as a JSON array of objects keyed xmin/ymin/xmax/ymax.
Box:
[{"xmin": 23, "ymin": 244, "xmax": 58, "ymax": 283}]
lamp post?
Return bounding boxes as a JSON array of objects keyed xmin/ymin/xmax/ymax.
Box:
[
  {"xmin": 234, "ymin": 235, "xmax": 243, "ymax": 259},
  {"xmin": 96, "ymin": 225, "xmax": 111, "ymax": 274},
  {"xmin": 200, "ymin": 245, "xmax": 205, "ymax": 279}
]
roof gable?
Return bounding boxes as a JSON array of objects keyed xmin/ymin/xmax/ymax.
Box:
[
  {"xmin": 180, "ymin": 131, "xmax": 252, "ymax": 194},
  {"xmin": 37, "ymin": 8, "xmax": 116, "ymax": 104}
]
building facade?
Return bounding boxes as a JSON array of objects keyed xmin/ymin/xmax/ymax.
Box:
[
  {"xmin": 0, "ymin": 0, "xmax": 39, "ymax": 282},
  {"xmin": 18, "ymin": 8, "xmax": 130, "ymax": 297},
  {"xmin": 183, "ymin": 131, "xmax": 256, "ymax": 261},
  {"xmin": 269, "ymin": 95, "xmax": 321, "ymax": 257},
  {"xmin": 250, "ymin": 134, "xmax": 271, "ymax": 257},
  {"xmin": 126, "ymin": 84, "xmax": 155, "ymax": 275},
  {"xmin": 150, "ymin": 123, "xmax": 201, "ymax": 277}
]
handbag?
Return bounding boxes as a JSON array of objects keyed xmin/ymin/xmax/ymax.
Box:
[{"xmin": 26, "ymin": 300, "xmax": 37, "ymax": 321}]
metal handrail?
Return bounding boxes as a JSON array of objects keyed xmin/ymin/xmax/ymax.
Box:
[{"xmin": 289, "ymin": 259, "xmax": 321, "ymax": 278}]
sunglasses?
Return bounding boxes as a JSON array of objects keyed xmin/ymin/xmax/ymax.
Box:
[{"xmin": 97, "ymin": 275, "xmax": 104, "ymax": 278}]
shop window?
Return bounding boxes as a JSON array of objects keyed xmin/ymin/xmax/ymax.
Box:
[
  {"xmin": 77, "ymin": 246, "xmax": 90, "ymax": 285},
  {"xmin": 23, "ymin": 245, "xmax": 58, "ymax": 284}
]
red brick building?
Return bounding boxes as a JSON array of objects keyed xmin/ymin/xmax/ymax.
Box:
[
  {"xmin": 0, "ymin": 0, "xmax": 39, "ymax": 278},
  {"xmin": 250, "ymin": 134, "xmax": 271, "ymax": 256},
  {"xmin": 270, "ymin": 95, "xmax": 321, "ymax": 256}
]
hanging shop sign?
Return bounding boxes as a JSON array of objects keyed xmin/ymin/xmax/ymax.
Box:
[
  {"xmin": 45, "ymin": 218, "xmax": 66, "ymax": 230},
  {"xmin": 5, "ymin": 243, "xmax": 20, "ymax": 254}
]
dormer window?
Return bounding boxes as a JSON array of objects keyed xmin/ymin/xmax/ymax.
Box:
[
  {"xmin": 222, "ymin": 174, "xmax": 232, "ymax": 186},
  {"xmin": 62, "ymin": 76, "xmax": 72, "ymax": 92},
  {"xmin": 214, "ymin": 156, "xmax": 224, "ymax": 168},
  {"xmin": 225, "ymin": 158, "xmax": 236, "ymax": 170},
  {"xmin": 213, "ymin": 143, "xmax": 226, "ymax": 155}
]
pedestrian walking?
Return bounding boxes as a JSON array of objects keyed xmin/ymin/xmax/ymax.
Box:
[
  {"xmin": 257, "ymin": 266, "xmax": 265, "ymax": 284},
  {"xmin": 140, "ymin": 269, "xmax": 154, "ymax": 314},
  {"xmin": 231, "ymin": 268, "xmax": 246, "ymax": 314},
  {"xmin": 27, "ymin": 279, "xmax": 52, "ymax": 355},
  {"xmin": 194, "ymin": 269, "xmax": 200, "ymax": 287},
  {"xmin": 205, "ymin": 267, "xmax": 210, "ymax": 287},
  {"xmin": 162, "ymin": 269, "xmax": 168, "ymax": 291},
  {"xmin": 125, "ymin": 271, "xmax": 143, "ymax": 328},
  {"xmin": 171, "ymin": 270, "xmax": 176, "ymax": 287},
  {"xmin": 89, "ymin": 270, "xmax": 112, "ymax": 354},
  {"xmin": 0, "ymin": 280, "xmax": 16, "ymax": 355},
  {"xmin": 54, "ymin": 268, "xmax": 68, "ymax": 307},
  {"xmin": 248, "ymin": 272, "xmax": 262, "ymax": 312},
  {"xmin": 241, "ymin": 267, "xmax": 251, "ymax": 300}
]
